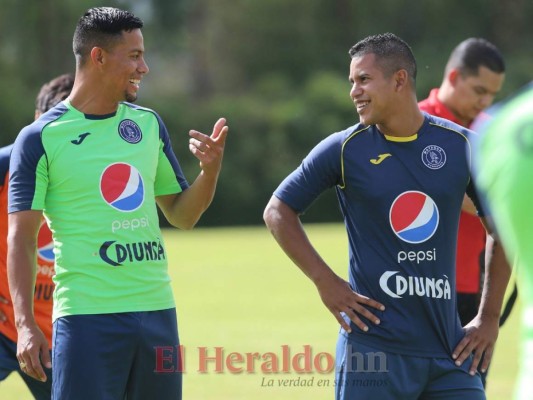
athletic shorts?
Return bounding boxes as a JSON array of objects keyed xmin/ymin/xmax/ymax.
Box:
[
  {"xmin": 52, "ymin": 308, "xmax": 182, "ymax": 400},
  {"xmin": 0, "ymin": 332, "xmax": 52, "ymax": 400},
  {"xmin": 335, "ymin": 333, "xmax": 485, "ymax": 400}
]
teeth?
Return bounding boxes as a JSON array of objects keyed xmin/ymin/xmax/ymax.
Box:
[{"xmin": 130, "ymin": 79, "xmax": 140, "ymax": 85}]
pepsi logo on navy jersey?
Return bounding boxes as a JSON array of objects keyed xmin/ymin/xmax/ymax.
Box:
[
  {"xmin": 389, "ymin": 191, "xmax": 439, "ymax": 244},
  {"xmin": 37, "ymin": 220, "xmax": 54, "ymax": 264},
  {"xmin": 421, "ymin": 145, "xmax": 446, "ymax": 170},
  {"xmin": 118, "ymin": 119, "xmax": 142, "ymax": 144},
  {"xmin": 100, "ymin": 163, "xmax": 145, "ymax": 212}
]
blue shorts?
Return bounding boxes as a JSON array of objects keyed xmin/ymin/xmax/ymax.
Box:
[
  {"xmin": 52, "ymin": 308, "xmax": 182, "ymax": 400},
  {"xmin": 0, "ymin": 332, "xmax": 52, "ymax": 400},
  {"xmin": 335, "ymin": 333, "xmax": 485, "ymax": 400}
]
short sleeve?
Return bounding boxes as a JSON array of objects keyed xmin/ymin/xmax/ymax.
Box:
[{"xmin": 274, "ymin": 133, "xmax": 343, "ymax": 213}]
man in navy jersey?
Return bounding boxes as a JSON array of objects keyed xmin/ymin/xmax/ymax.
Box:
[{"xmin": 264, "ymin": 33, "xmax": 510, "ymax": 399}]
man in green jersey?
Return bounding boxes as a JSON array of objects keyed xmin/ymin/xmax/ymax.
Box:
[
  {"xmin": 472, "ymin": 83, "xmax": 533, "ymax": 400},
  {"xmin": 7, "ymin": 7, "xmax": 227, "ymax": 400}
]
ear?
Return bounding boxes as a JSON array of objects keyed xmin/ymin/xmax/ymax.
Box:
[
  {"xmin": 90, "ymin": 47, "xmax": 105, "ymax": 67},
  {"xmin": 448, "ymin": 68, "xmax": 460, "ymax": 87},
  {"xmin": 393, "ymin": 69, "xmax": 409, "ymax": 92}
]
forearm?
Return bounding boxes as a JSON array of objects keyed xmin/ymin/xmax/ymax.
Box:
[
  {"xmin": 478, "ymin": 240, "xmax": 511, "ymax": 320},
  {"xmin": 161, "ymin": 170, "xmax": 219, "ymax": 230},
  {"xmin": 264, "ymin": 196, "xmax": 384, "ymax": 332},
  {"xmin": 263, "ymin": 197, "xmax": 335, "ymax": 285},
  {"xmin": 461, "ymin": 194, "xmax": 478, "ymax": 216},
  {"xmin": 7, "ymin": 232, "xmax": 37, "ymax": 329}
]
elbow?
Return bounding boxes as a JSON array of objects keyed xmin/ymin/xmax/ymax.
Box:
[
  {"xmin": 177, "ymin": 223, "xmax": 196, "ymax": 231},
  {"xmin": 264, "ymin": 197, "xmax": 287, "ymax": 231},
  {"xmin": 263, "ymin": 204, "xmax": 276, "ymax": 230},
  {"xmin": 168, "ymin": 215, "xmax": 200, "ymax": 231},
  {"xmin": 175, "ymin": 219, "xmax": 198, "ymax": 231}
]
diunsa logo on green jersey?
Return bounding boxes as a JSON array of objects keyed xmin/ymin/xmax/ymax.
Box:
[{"xmin": 99, "ymin": 239, "xmax": 166, "ymax": 267}]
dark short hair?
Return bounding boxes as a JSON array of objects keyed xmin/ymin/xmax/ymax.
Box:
[
  {"xmin": 349, "ymin": 33, "xmax": 417, "ymax": 83},
  {"xmin": 445, "ymin": 38, "xmax": 505, "ymax": 77},
  {"xmin": 35, "ymin": 73, "xmax": 74, "ymax": 114},
  {"xmin": 73, "ymin": 7, "xmax": 144, "ymax": 66}
]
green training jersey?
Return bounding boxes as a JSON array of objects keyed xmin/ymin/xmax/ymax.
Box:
[
  {"xmin": 473, "ymin": 84, "xmax": 533, "ymax": 400},
  {"xmin": 9, "ymin": 100, "xmax": 189, "ymax": 320}
]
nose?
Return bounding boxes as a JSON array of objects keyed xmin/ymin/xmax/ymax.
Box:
[
  {"xmin": 479, "ymin": 94, "xmax": 494, "ymax": 109},
  {"xmin": 350, "ymin": 82, "xmax": 361, "ymax": 99},
  {"xmin": 139, "ymin": 56, "xmax": 149, "ymax": 75}
]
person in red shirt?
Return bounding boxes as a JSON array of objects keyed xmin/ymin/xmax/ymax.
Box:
[
  {"xmin": 0, "ymin": 73, "xmax": 73, "ymax": 399},
  {"xmin": 419, "ymin": 37, "xmax": 505, "ymax": 387}
]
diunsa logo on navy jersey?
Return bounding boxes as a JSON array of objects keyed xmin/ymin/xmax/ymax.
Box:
[
  {"xmin": 118, "ymin": 119, "xmax": 142, "ymax": 144},
  {"xmin": 421, "ymin": 145, "xmax": 446, "ymax": 169}
]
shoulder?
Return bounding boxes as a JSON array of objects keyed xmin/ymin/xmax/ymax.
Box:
[
  {"xmin": 336, "ymin": 123, "xmax": 375, "ymax": 155},
  {"xmin": 0, "ymin": 144, "xmax": 14, "ymax": 184},
  {"xmin": 20, "ymin": 103, "xmax": 70, "ymax": 142},
  {"xmin": 11, "ymin": 106, "xmax": 68, "ymax": 162},
  {"xmin": 305, "ymin": 123, "xmax": 369, "ymax": 160},
  {"xmin": 418, "ymin": 88, "xmax": 439, "ymax": 112},
  {"xmin": 423, "ymin": 113, "xmax": 473, "ymax": 142},
  {"xmin": 120, "ymin": 102, "xmax": 168, "ymax": 136},
  {"xmin": 341, "ymin": 122, "xmax": 372, "ymax": 142},
  {"xmin": 0, "ymin": 143, "xmax": 13, "ymax": 161},
  {"xmin": 121, "ymin": 102, "xmax": 163, "ymax": 121},
  {"xmin": 327, "ymin": 122, "xmax": 371, "ymax": 147}
]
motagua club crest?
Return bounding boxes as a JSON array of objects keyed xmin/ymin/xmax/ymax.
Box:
[
  {"xmin": 421, "ymin": 145, "xmax": 446, "ymax": 170},
  {"xmin": 118, "ymin": 119, "xmax": 142, "ymax": 144}
]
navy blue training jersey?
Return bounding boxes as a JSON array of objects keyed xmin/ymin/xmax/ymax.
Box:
[
  {"xmin": 0, "ymin": 144, "xmax": 13, "ymax": 182},
  {"xmin": 274, "ymin": 113, "xmax": 480, "ymax": 358}
]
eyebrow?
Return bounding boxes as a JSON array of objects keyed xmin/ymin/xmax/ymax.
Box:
[{"xmin": 473, "ymin": 85, "xmax": 499, "ymax": 95}]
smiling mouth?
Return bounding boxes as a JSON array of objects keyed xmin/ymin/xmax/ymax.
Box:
[
  {"xmin": 356, "ymin": 101, "xmax": 370, "ymax": 112},
  {"xmin": 129, "ymin": 79, "xmax": 140, "ymax": 89}
]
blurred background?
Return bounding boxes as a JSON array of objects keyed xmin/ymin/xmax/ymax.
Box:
[
  {"xmin": 1, "ymin": 2, "xmax": 527, "ymax": 397},
  {"xmin": 1, "ymin": 0, "xmax": 531, "ymax": 227}
]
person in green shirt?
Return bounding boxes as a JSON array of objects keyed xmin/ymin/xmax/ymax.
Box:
[
  {"xmin": 472, "ymin": 83, "xmax": 533, "ymax": 400},
  {"xmin": 7, "ymin": 7, "xmax": 228, "ymax": 400}
]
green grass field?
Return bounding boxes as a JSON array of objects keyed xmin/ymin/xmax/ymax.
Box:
[{"xmin": 2, "ymin": 224, "xmax": 520, "ymax": 399}]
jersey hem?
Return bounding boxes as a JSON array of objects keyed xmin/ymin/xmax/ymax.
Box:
[
  {"xmin": 52, "ymin": 300, "xmax": 176, "ymax": 322},
  {"xmin": 344, "ymin": 331, "xmax": 455, "ymax": 359}
]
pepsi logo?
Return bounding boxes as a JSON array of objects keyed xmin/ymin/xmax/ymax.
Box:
[
  {"xmin": 389, "ymin": 191, "xmax": 439, "ymax": 244},
  {"xmin": 37, "ymin": 220, "xmax": 54, "ymax": 264},
  {"xmin": 100, "ymin": 163, "xmax": 145, "ymax": 212}
]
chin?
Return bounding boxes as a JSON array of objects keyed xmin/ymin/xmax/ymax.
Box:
[
  {"xmin": 358, "ymin": 116, "xmax": 372, "ymax": 126},
  {"xmin": 125, "ymin": 92, "xmax": 138, "ymax": 103}
]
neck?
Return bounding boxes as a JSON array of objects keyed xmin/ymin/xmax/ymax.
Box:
[
  {"xmin": 68, "ymin": 73, "xmax": 119, "ymax": 115},
  {"xmin": 377, "ymin": 98, "xmax": 425, "ymax": 137},
  {"xmin": 437, "ymin": 85, "xmax": 469, "ymax": 126}
]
